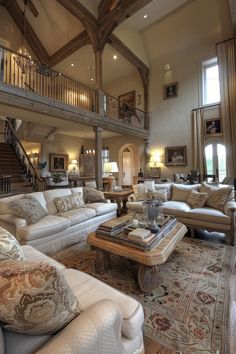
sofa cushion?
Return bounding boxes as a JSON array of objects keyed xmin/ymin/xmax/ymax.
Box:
[
  {"xmin": 187, "ymin": 190, "xmax": 207, "ymax": 208},
  {"xmin": 17, "ymin": 215, "xmax": 70, "ymax": 242},
  {"xmin": 83, "ymin": 188, "xmax": 106, "ymax": 203},
  {"xmin": 62, "ymin": 268, "xmax": 144, "ymax": 340},
  {"xmin": 171, "ymin": 184, "xmax": 199, "ymax": 202},
  {"xmin": 154, "ymin": 183, "xmax": 172, "ymax": 200},
  {"xmin": 43, "ymin": 189, "xmax": 72, "ymax": 215},
  {"xmin": 54, "ymin": 193, "xmax": 85, "ymax": 214},
  {"xmin": 9, "ymin": 196, "xmax": 48, "ymax": 225},
  {"xmin": 60, "ymin": 207, "xmax": 96, "ymax": 226},
  {"xmin": 22, "ymin": 245, "xmax": 65, "ymax": 271},
  {"xmin": 0, "ymin": 194, "xmax": 24, "ymax": 216},
  {"xmin": 87, "ymin": 202, "xmax": 117, "ymax": 216},
  {"xmin": 71, "ymin": 187, "xmax": 84, "ymax": 196},
  {"xmin": 189, "ymin": 207, "xmax": 231, "ymax": 225},
  {"xmin": 200, "ymin": 182, "xmax": 234, "ymax": 211},
  {"xmin": 0, "ymin": 226, "xmax": 25, "ymax": 262},
  {"xmin": 132, "ymin": 184, "xmax": 149, "ymax": 201},
  {"xmin": 25, "ymin": 192, "xmax": 48, "ymax": 213},
  {"xmin": 0, "ymin": 261, "xmax": 80, "ymax": 335},
  {"xmin": 163, "ymin": 201, "xmax": 192, "ymax": 218}
]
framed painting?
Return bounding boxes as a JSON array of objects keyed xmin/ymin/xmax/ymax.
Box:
[
  {"xmin": 164, "ymin": 82, "xmax": 178, "ymax": 100},
  {"xmin": 204, "ymin": 118, "xmax": 222, "ymax": 136},
  {"xmin": 49, "ymin": 153, "xmax": 68, "ymax": 172},
  {"xmin": 165, "ymin": 146, "xmax": 187, "ymax": 166},
  {"xmin": 118, "ymin": 90, "xmax": 136, "ymax": 122}
]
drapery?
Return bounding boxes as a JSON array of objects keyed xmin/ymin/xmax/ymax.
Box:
[
  {"xmin": 192, "ymin": 108, "xmax": 206, "ymax": 178},
  {"xmin": 216, "ymin": 38, "xmax": 236, "ymax": 178}
]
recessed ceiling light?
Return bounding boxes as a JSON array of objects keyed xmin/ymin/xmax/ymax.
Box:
[
  {"xmin": 91, "ymin": 78, "xmax": 94, "ymax": 81},
  {"xmin": 71, "ymin": 63, "xmax": 74, "ymax": 67},
  {"xmin": 113, "ymin": 55, "xmax": 117, "ymax": 60},
  {"xmin": 144, "ymin": 14, "xmax": 148, "ymax": 19}
]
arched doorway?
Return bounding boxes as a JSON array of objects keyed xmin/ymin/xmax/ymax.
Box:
[{"xmin": 118, "ymin": 144, "xmax": 140, "ymax": 186}]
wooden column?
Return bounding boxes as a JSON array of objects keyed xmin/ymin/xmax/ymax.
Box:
[
  {"xmin": 93, "ymin": 126, "xmax": 103, "ymax": 190},
  {"xmin": 95, "ymin": 50, "xmax": 103, "ymax": 91},
  {"xmin": 144, "ymin": 138, "xmax": 150, "ymax": 178}
]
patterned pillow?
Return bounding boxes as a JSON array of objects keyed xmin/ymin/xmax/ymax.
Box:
[
  {"xmin": 0, "ymin": 227, "xmax": 25, "ymax": 262},
  {"xmin": 172, "ymin": 184, "xmax": 199, "ymax": 202},
  {"xmin": 0, "ymin": 261, "xmax": 80, "ymax": 335},
  {"xmin": 200, "ymin": 182, "xmax": 234, "ymax": 211},
  {"xmin": 8, "ymin": 196, "xmax": 48, "ymax": 225},
  {"xmin": 148, "ymin": 189, "xmax": 168, "ymax": 202},
  {"xmin": 83, "ymin": 187, "xmax": 106, "ymax": 203},
  {"xmin": 187, "ymin": 190, "xmax": 207, "ymax": 209},
  {"xmin": 54, "ymin": 193, "xmax": 85, "ymax": 214},
  {"xmin": 132, "ymin": 184, "xmax": 149, "ymax": 201}
]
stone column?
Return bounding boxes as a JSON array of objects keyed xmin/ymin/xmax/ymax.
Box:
[{"xmin": 93, "ymin": 126, "xmax": 103, "ymax": 189}]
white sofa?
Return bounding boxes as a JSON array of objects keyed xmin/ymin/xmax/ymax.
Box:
[
  {"xmin": 0, "ymin": 242, "xmax": 144, "ymax": 354},
  {"xmin": 0, "ymin": 187, "xmax": 117, "ymax": 254},
  {"xmin": 127, "ymin": 182, "xmax": 236, "ymax": 245}
]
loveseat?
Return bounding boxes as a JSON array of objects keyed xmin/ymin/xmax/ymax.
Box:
[
  {"xmin": 0, "ymin": 227, "xmax": 144, "ymax": 354},
  {"xmin": 0, "ymin": 187, "xmax": 117, "ymax": 254},
  {"xmin": 127, "ymin": 181, "xmax": 236, "ymax": 245}
]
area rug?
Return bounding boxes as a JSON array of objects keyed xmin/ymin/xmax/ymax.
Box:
[{"xmin": 52, "ymin": 237, "xmax": 235, "ymax": 354}]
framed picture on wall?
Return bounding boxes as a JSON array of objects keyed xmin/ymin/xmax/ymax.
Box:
[
  {"xmin": 49, "ymin": 153, "xmax": 68, "ymax": 172},
  {"xmin": 165, "ymin": 145, "xmax": 187, "ymax": 166},
  {"xmin": 163, "ymin": 82, "xmax": 178, "ymax": 100},
  {"xmin": 204, "ymin": 118, "xmax": 222, "ymax": 136}
]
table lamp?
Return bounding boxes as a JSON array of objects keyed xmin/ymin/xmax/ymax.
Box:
[
  {"xmin": 71, "ymin": 159, "xmax": 78, "ymax": 175},
  {"xmin": 103, "ymin": 162, "xmax": 119, "ymax": 191}
]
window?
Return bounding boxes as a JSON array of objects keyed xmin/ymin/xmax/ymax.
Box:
[
  {"xmin": 202, "ymin": 57, "xmax": 220, "ymax": 105},
  {"xmin": 205, "ymin": 143, "xmax": 226, "ymax": 182},
  {"xmin": 102, "ymin": 147, "xmax": 109, "ymax": 172}
]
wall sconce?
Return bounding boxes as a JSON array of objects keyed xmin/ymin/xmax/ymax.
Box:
[
  {"xmin": 165, "ymin": 64, "xmax": 171, "ymax": 71},
  {"xmin": 86, "ymin": 149, "xmax": 95, "ymax": 155},
  {"xmin": 150, "ymin": 154, "xmax": 161, "ymax": 167},
  {"xmin": 149, "ymin": 154, "xmax": 161, "ymax": 179}
]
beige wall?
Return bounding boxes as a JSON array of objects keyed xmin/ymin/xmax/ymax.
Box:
[{"xmin": 141, "ymin": 0, "xmax": 233, "ymax": 179}]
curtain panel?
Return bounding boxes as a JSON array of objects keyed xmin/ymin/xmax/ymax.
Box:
[
  {"xmin": 192, "ymin": 108, "xmax": 206, "ymax": 178},
  {"xmin": 216, "ymin": 38, "xmax": 236, "ymax": 178}
]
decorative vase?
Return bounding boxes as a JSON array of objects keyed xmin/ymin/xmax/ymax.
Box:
[{"xmin": 143, "ymin": 199, "xmax": 162, "ymax": 232}]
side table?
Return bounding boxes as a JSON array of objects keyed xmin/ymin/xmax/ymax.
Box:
[{"xmin": 104, "ymin": 189, "xmax": 133, "ymax": 216}]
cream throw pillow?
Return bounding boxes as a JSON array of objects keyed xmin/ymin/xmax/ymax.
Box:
[
  {"xmin": 83, "ymin": 187, "xmax": 106, "ymax": 203},
  {"xmin": 187, "ymin": 190, "xmax": 207, "ymax": 209},
  {"xmin": 200, "ymin": 182, "xmax": 234, "ymax": 211},
  {"xmin": 132, "ymin": 184, "xmax": 149, "ymax": 201},
  {"xmin": 172, "ymin": 184, "xmax": 199, "ymax": 202},
  {"xmin": 8, "ymin": 195, "xmax": 48, "ymax": 225},
  {"xmin": 148, "ymin": 189, "xmax": 168, "ymax": 202},
  {"xmin": 0, "ymin": 227, "xmax": 25, "ymax": 262},
  {"xmin": 54, "ymin": 193, "xmax": 85, "ymax": 214},
  {"xmin": 0, "ymin": 261, "xmax": 80, "ymax": 335}
]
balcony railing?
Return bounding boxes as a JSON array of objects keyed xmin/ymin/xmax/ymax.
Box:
[{"xmin": 0, "ymin": 46, "xmax": 147, "ymax": 130}]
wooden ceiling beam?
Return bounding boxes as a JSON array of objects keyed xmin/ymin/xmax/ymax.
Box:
[
  {"xmin": 5, "ymin": 0, "xmax": 50, "ymax": 64},
  {"xmin": 48, "ymin": 31, "xmax": 90, "ymax": 67},
  {"xmin": 56, "ymin": 0, "xmax": 98, "ymax": 51},
  {"xmin": 98, "ymin": 0, "xmax": 117, "ymax": 18}
]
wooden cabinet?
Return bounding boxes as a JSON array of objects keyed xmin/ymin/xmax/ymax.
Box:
[{"xmin": 79, "ymin": 153, "xmax": 95, "ymax": 177}]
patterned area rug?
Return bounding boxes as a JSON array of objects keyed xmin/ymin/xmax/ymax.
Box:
[{"xmin": 52, "ymin": 237, "xmax": 235, "ymax": 354}]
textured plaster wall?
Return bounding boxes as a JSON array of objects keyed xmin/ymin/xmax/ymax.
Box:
[{"xmin": 142, "ymin": 0, "xmax": 233, "ymax": 179}]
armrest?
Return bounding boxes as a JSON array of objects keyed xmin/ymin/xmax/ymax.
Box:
[
  {"xmin": 127, "ymin": 193, "xmax": 137, "ymax": 202},
  {"xmin": 224, "ymin": 201, "xmax": 236, "ymax": 216},
  {"xmin": 35, "ymin": 299, "xmax": 122, "ymax": 354}
]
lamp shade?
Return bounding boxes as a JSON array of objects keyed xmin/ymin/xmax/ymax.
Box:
[
  {"xmin": 150, "ymin": 154, "xmax": 161, "ymax": 166},
  {"xmin": 104, "ymin": 162, "xmax": 119, "ymax": 173},
  {"xmin": 71, "ymin": 159, "xmax": 77, "ymax": 164}
]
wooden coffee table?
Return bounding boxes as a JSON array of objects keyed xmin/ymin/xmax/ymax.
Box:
[{"xmin": 87, "ymin": 222, "xmax": 187, "ymax": 293}]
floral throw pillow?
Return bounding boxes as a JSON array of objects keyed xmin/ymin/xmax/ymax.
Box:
[
  {"xmin": 8, "ymin": 195, "xmax": 48, "ymax": 225},
  {"xmin": 200, "ymin": 182, "xmax": 234, "ymax": 211},
  {"xmin": 0, "ymin": 261, "xmax": 80, "ymax": 335},
  {"xmin": 83, "ymin": 187, "xmax": 106, "ymax": 203},
  {"xmin": 0, "ymin": 227, "xmax": 25, "ymax": 262},
  {"xmin": 187, "ymin": 190, "xmax": 207, "ymax": 209},
  {"xmin": 54, "ymin": 193, "xmax": 85, "ymax": 214}
]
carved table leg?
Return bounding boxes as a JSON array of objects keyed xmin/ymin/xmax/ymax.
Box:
[
  {"xmin": 116, "ymin": 200, "xmax": 122, "ymax": 216},
  {"xmin": 95, "ymin": 248, "xmax": 111, "ymax": 273},
  {"xmin": 121, "ymin": 198, "xmax": 128, "ymax": 214},
  {"xmin": 137, "ymin": 264, "xmax": 162, "ymax": 293}
]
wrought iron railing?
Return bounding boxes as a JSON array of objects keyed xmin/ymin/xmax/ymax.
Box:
[{"xmin": 0, "ymin": 45, "xmax": 148, "ymax": 130}]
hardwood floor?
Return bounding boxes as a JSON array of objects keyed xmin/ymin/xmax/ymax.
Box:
[{"xmin": 143, "ymin": 229, "xmax": 236, "ymax": 354}]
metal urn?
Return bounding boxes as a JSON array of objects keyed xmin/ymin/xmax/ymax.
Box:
[{"xmin": 143, "ymin": 199, "xmax": 162, "ymax": 232}]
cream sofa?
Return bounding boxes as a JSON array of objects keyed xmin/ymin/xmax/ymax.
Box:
[
  {"xmin": 0, "ymin": 187, "xmax": 117, "ymax": 254},
  {"xmin": 0, "ymin": 241, "xmax": 144, "ymax": 354},
  {"xmin": 127, "ymin": 182, "xmax": 236, "ymax": 245}
]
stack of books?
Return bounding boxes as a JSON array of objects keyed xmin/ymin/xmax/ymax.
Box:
[{"xmin": 96, "ymin": 218, "xmax": 129, "ymax": 237}]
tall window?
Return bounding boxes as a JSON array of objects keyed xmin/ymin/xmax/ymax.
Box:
[
  {"xmin": 202, "ymin": 57, "xmax": 220, "ymax": 105},
  {"xmin": 205, "ymin": 143, "xmax": 226, "ymax": 182}
]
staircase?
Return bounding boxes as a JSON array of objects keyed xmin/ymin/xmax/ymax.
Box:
[{"xmin": 0, "ymin": 143, "xmax": 34, "ymax": 196}]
